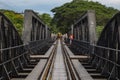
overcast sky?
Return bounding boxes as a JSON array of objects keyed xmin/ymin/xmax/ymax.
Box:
[{"xmin": 0, "ymin": 0, "xmax": 120, "ymax": 16}]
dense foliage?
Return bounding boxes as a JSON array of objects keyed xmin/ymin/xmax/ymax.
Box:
[
  {"xmin": 51, "ymin": 0, "xmax": 118, "ymax": 34},
  {"xmin": 0, "ymin": 9, "xmax": 23, "ymax": 35},
  {"xmin": 0, "ymin": 10, "xmax": 58, "ymax": 35},
  {"xmin": 39, "ymin": 13, "xmax": 52, "ymax": 27},
  {"xmin": 39, "ymin": 13, "xmax": 59, "ymax": 33},
  {"xmin": 96, "ymin": 26, "xmax": 104, "ymax": 38},
  {"xmin": 0, "ymin": 0, "xmax": 119, "ymax": 37}
]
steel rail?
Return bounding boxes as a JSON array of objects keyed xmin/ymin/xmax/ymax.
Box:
[
  {"xmin": 40, "ymin": 40, "xmax": 80, "ymax": 80},
  {"xmin": 62, "ymin": 42, "xmax": 80, "ymax": 80},
  {"xmin": 39, "ymin": 41, "xmax": 57, "ymax": 80}
]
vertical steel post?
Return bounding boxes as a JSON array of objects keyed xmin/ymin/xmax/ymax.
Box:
[
  {"xmin": 87, "ymin": 10, "xmax": 97, "ymax": 44},
  {"xmin": 22, "ymin": 10, "xmax": 32, "ymax": 44},
  {"xmin": 45, "ymin": 25, "xmax": 48, "ymax": 39},
  {"xmin": 71, "ymin": 24, "xmax": 73, "ymax": 35}
]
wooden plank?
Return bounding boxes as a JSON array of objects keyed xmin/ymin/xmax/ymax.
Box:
[
  {"xmin": 25, "ymin": 59, "xmax": 47, "ymax": 80},
  {"xmin": 25, "ymin": 42, "xmax": 56, "ymax": 80},
  {"xmin": 70, "ymin": 55, "xmax": 89, "ymax": 59},
  {"xmin": 72, "ymin": 60, "xmax": 94, "ymax": 80},
  {"xmin": 11, "ymin": 78, "xmax": 25, "ymax": 80},
  {"xmin": 30, "ymin": 55, "xmax": 49, "ymax": 59}
]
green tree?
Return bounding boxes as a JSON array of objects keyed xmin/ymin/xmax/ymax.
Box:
[
  {"xmin": 96, "ymin": 26, "xmax": 104, "ymax": 38},
  {"xmin": 39, "ymin": 13, "xmax": 52, "ymax": 27},
  {"xmin": 39, "ymin": 13, "xmax": 59, "ymax": 33},
  {"xmin": 51, "ymin": 0, "xmax": 118, "ymax": 34},
  {"xmin": 0, "ymin": 9, "xmax": 23, "ymax": 35}
]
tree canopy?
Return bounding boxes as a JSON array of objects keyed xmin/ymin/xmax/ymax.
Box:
[
  {"xmin": 39, "ymin": 13, "xmax": 59, "ymax": 33},
  {"xmin": 0, "ymin": 9, "xmax": 23, "ymax": 35},
  {"xmin": 51, "ymin": 0, "xmax": 118, "ymax": 34},
  {"xmin": 0, "ymin": 9, "xmax": 58, "ymax": 35},
  {"xmin": 0, "ymin": 0, "xmax": 119, "ymax": 37}
]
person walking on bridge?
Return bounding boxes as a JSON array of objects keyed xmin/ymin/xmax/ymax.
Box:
[{"xmin": 69, "ymin": 34, "xmax": 73, "ymax": 45}]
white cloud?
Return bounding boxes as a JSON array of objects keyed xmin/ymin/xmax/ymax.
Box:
[
  {"xmin": 0, "ymin": 0, "xmax": 72, "ymax": 16},
  {"xmin": 93, "ymin": 0, "xmax": 120, "ymax": 10},
  {"xmin": 0, "ymin": 0, "xmax": 120, "ymax": 16},
  {"xmin": 0, "ymin": 0, "xmax": 72, "ymax": 6},
  {"xmin": 100, "ymin": 0, "xmax": 120, "ymax": 4}
]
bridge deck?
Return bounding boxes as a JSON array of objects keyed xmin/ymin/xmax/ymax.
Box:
[
  {"xmin": 1, "ymin": 9, "xmax": 119, "ymax": 80},
  {"xmin": 52, "ymin": 40, "xmax": 67, "ymax": 80},
  {"xmin": 23, "ymin": 40, "xmax": 94, "ymax": 80}
]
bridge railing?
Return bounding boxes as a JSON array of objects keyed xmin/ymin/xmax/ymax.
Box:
[
  {"xmin": 73, "ymin": 10, "xmax": 96, "ymax": 44},
  {"xmin": 28, "ymin": 40, "xmax": 51, "ymax": 55},
  {"xmin": 69, "ymin": 10, "xmax": 96, "ymax": 55},
  {"xmin": 0, "ymin": 44, "xmax": 29, "ymax": 80},
  {"xmin": 0, "ymin": 12, "xmax": 30, "ymax": 79},
  {"xmin": 70, "ymin": 10, "xmax": 120, "ymax": 79},
  {"xmin": 0, "ymin": 12, "xmax": 23, "ymax": 63},
  {"xmin": 22, "ymin": 10, "xmax": 51, "ymax": 44},
  {"xmin": 89, "ymin": 44, "xmax": 120, "ymax": 79},
  {"xmin": 68, "ymin": 10, "xmax": 120, "ymax": 79},
  {"xmin": 70, "ymin": 40, "xmax": 90, "ymax": 55},
  {"xmin": 22, "ymin": 10, "xmax": 52, "ymax": 55},
  {"xmin": 0, "ymin": 10, "xmax": 53, "ymax": 80},
  {"xmin": 91, "ymin": 12, "xmax": 120, "ymax": 80}
]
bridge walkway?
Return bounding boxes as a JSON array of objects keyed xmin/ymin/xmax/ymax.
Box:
[{"xmin": 52, "ymin": 39, "xmax": 67, "ymax": 80}]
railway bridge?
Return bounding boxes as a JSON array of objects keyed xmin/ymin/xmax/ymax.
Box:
[{"xmin": 0, "ymin": 10, "xmax": 120, "ymax": 80}]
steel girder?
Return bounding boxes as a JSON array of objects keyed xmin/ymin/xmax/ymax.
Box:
[
  {"xmin": 0, "ymin": 12, "xmax": 27, "ymax": 80},
  {"xmin": 73, "ymin": 10, "xmax": 96, "ymax": 44},
  {"xmin": 94, "ymin": 12, "xmax": 120, "ymax": 80},
  {"xmin": 70, "ymin": 10, "xmax": 96, "ymax": 55},
  {"xmin": 22, "ymin": 10, "xmax": 51, "ymax": 44},
  {"xmin": 0, "ymin": 10, "xmax": 52, "ymax": 80},
  {"xmin": 0, "ymin": 12, "xmax": 23, "ymax": 62},
  {"xmin": 71, "ymin": 10, "xmax": 120, "ymax": 79}
]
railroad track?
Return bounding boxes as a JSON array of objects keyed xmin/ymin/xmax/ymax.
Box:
[
  {"xmin": 40, "ymin": 39, "xmax": 80, "ymax": 80},
  {"xmin": 22, "ymin": 39, "xmax": 94, "ymax": 80}
]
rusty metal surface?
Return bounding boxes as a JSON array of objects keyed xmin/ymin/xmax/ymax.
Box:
[{"xmin": 25, "ymin": 59, "xmax": 47, "ymax": 80}]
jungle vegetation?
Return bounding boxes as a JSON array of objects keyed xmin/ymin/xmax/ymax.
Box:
[
  {"xmin": 51, "ymin": 0, "xmax": 118, "ymax": 37},
  {"xmin": 0, "ymin": 0, "xmax": 119, "ymax": 37}
]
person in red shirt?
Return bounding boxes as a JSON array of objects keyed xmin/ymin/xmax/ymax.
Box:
[{"xmin": 69, "ymin": 34, "xmax": 73, "ymax": 45}]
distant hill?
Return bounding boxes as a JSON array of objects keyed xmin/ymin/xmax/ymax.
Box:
[
  {"xmin": 51, "ymin": 0, "xmax": 119, "ymax": 34},
  {"xmin": 0, "ymin": 9, "xmax": 23, "ymax": 35}
]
